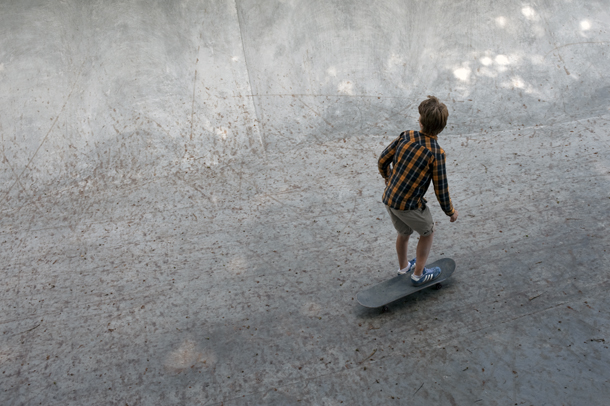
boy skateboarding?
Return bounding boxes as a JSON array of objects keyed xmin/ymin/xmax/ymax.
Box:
[{"xmin": 378, "ymin": 96, "xmax": 458, "ymax": 286}]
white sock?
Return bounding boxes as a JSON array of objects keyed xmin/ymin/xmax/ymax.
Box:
[{"xmin": 411, "ymin": 273, "xmax": 422, "ymax": 280}]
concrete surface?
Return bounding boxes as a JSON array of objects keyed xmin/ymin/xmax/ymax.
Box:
[{"xmin": 1, "ymin": 0, "xmax": 610, "ymax": 405}]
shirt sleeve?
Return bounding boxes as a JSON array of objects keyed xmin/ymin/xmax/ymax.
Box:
[
  {"xmin": 378, "ymin": 135, "xmax": 400, "ymax": 181},
  {"xmin": 431, "ymin": 151, "xmax": 455, "ymax": 216}
]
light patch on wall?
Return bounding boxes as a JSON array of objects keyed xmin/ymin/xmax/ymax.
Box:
[
  {"xmin": 495, "ymin": 16, "xmax": 507, "ymax": 28},
  {"xmin": 480, "ymin": 57, "xmax": 493, "ymax": 66},
  {"xmin": 0, "ymin": 63, "xmax": 4, "ymax": 72},
  {"xmin": 164, "ymin": 340, "xmax": 216, "ymax": 373},
  {"xmin": 203, "ymin": 118, "xmax": 229, "ymax": 142},
  {"xmin": 511, "ymin": 76, "xmax": 525, "ymax": 89},
  {"xmin": 453, "ymin": 67, "xmax": 471, "ymax": 82},
  {"xmin": 327, "ymin": 66, "xmax": 337, "ymax": 77},
  {"xmin": 215, "ymin": 127, "xmax": 228, "ymax": 140},
  {"xmin": 495, "ymin": 55, "xmax": 510, "ymax": 65},
  {"xmin": 231, "ymin": 56, "xmax": 239, "ymax": 62},
  {"xmin": 387, "ymin": 53, "xmax": 404, "ymax": 69},
  {"xmin": 228, "ymin": 256, "xmax": 247, "ymax": 274},
  {"xmin": 501, "ymin": 76, "xmax": 541, "ymax": 96},
  {"xmin": 337, "ymin": 80, "xmax": 353, "ymax": 95},
  {"xmin": 580, "ymin": 20, "xmax": 591, "ymax": 31},
  {"xmin": 521, "ymin": 6, "xmax": 540, "ymax": 22}
]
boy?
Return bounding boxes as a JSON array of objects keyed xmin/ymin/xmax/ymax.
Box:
[{"xmin": 378, "ymin": 95, "xmax": 458, "ymax": 286}]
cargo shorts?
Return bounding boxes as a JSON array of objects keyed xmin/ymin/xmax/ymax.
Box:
[{"xmin": 385, "ymin": 204, "xmax": 434, "ymax": 237}]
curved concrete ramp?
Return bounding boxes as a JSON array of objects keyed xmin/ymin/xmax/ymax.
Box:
[{"xmin": 1, "ymin": 1, "xmax": 610, "ymax": 404}]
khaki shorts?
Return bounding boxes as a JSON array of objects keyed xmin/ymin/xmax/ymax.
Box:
[{"xmin": 385, "ymin": 205, "xmax": 434, "ymax": 237}]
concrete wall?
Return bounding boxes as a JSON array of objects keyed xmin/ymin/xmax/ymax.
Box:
[{"xmin": 2, "ymin": 0, "xmax": 609, "ymax": 201}]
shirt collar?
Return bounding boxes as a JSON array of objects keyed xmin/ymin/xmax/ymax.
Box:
[{"xmin": 419, "ymin": 131, "xmax": 438, "ymax": 140}]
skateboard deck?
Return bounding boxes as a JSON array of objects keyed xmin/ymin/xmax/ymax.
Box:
[{"xmin": 357, "ymin": 258, "xmax": 456, "ymax": 309}]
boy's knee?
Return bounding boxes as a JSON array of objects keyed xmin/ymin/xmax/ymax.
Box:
[{"xmin": 420, "ymin": 229, "xmax": 434, "ymax": 238}]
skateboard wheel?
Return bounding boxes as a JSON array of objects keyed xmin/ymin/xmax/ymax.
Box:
[
  {"xmin": 434, "ymin": 283, "xmax": 442, "ymax": 290},
  {"xmin": 382, "ymin": 305, "xmax": 390, "ymax": 313}
]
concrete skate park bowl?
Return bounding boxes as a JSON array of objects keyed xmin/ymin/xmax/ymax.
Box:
[{"xmin": 2, "ymin": 1, "xmax": 609, "ymax": 404}]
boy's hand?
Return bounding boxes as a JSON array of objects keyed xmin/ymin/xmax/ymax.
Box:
[{"xmin": 450, "ymin": 210, "xmax": 458, "ymax": 222}]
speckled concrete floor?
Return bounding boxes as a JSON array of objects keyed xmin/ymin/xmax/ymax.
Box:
[{"xmin": 2, "ymin": 1, "xmax": 610, "ymax": 405}]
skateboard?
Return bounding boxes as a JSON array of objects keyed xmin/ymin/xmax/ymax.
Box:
[{"xmin": 357, "ymin": 258, "xmax": 456, "ymax": 311}]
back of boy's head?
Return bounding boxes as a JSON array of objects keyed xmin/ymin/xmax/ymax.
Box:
[{"xmin": 418, "ymin": 95, "xmax": 448, "ymax": 136}]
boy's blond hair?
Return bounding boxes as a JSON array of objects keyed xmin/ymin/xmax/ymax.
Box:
[{"xmin": 418, "ymin": 96, "xmax": 448, "ymax": 136}]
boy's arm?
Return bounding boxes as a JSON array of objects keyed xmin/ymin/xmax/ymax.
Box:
[
  {"xmin": 378, "ymin": 136, "xmax": 400, "ymax": 182},
  {"xmin": 431, "ymin": 152, "xmax": 455, "ymax": 216}
]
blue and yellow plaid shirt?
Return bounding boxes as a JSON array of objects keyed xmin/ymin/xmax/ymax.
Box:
[{"xmin": 378, "ymin": 130, "xmax": 455, "ymax": 216}]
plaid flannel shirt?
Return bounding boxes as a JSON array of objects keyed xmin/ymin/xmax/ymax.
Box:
[{"xmin": 378, "ymin": 130, "xmax": 455, "ymax": 216}]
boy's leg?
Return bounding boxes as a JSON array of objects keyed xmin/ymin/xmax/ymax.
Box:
[
  {"xmin": 413, "ymin": 233, "xmax": 434, "ymax": 276},
  {"xmin": 385, "ymin": 206, "xmax": 414, "ymax": 272},
  {"xmin": 386, "ymin": 205, "xmax": 435, "ymax": 276},
  {"xmin": 396, "ymin": 234, "xmax": 410, "ymax": 270}
]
